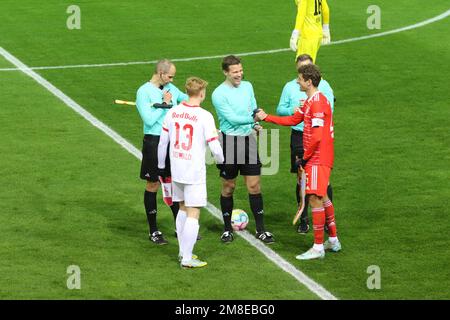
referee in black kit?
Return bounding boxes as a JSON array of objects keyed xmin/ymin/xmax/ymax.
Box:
[{"xmin": 135, "ymin": 59, "xmax": 188, "ymax": 245}]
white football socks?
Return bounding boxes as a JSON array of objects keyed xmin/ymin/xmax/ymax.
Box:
[
  {"xmin": 176, "ymin": 210, "xmax": 187, "ymax": 257},
  {"xmin": 328, "ymin": 236, "xmax": 338, "ymax": 244},
  {"xmin": 313, "ymin": 243, "xmax": 324, "ymax": 252},
  {"xmin": 181, "ymin": 217, "xmax": 199, "ymax": 264}
]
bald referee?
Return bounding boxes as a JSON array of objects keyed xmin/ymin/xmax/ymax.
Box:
[{"xmin": 136, "ymin": 59, "xmax": 188, "ymax": 245}]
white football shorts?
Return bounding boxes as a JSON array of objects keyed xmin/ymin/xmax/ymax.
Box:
[{"xmin": 172, "ymin": 181, "xmax": 207, "ymax": 207}]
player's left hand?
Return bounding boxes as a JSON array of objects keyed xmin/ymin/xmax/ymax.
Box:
[{"xmin": 322, "ymin": 24, "xmax": 331, "ymax": 45}]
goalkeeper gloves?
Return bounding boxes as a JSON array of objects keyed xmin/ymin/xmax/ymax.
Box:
[
  {"xmin": 290, "ymin": 29, "xmax": 300, "ymax": 52},
  {"xmin": 322, "ymin": 24, "xmax": 331, "ymax": 45}
]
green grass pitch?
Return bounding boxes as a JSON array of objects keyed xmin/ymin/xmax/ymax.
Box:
[{"xmin": 0, "ymin": 0, "xmax": 449, "ymax": 299}]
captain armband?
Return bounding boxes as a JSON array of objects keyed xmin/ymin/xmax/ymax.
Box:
[{"xmin": 311, "ymin": 118, "xmax": 324, "ymax": 127}]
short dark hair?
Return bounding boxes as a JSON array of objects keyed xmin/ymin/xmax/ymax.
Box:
[
  {"xmin": 296, "ymin": 54, "xmax": 313, "ymax": 64},
  {"xmin": 222, "ymin": 55, "xmax": 241, "ymax": 71},
  {"xmin": 298, "ymin": 64, "xmax": 321, "ymax": 87}
]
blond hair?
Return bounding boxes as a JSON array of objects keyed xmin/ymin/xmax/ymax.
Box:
[{"xmin": 185, "ymin": 77, "xmax": 208, "ymax": 97}]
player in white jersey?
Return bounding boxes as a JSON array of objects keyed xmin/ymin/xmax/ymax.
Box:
[{"xmin": 157, "ymin": 77, "xmax": 224, "ymax": 268}]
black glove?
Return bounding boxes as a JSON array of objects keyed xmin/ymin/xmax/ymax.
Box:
[
  {"xmin": 252, "ymin": 108, "xmax": 261, "ymax": 120},
  {"xmin": 153, "ymin": 102, "xmax": 173, "ymax": 109},
  {"xmin": 295, "ymin": 158, "xmax": 308, "ymax": 169},
  {"xmin": 216, "ymin": 163, "xmax": 226, "ymax": 171},
  {"xmin": 157, "ymin": 167, "xmax": 168, "ymax": 179}
]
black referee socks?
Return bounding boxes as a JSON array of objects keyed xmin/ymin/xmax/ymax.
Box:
[
  {"xmin": 220, "ymin": 195, "xmax": 233, "ymax": 232},
  {"xmin": 144, "ymin": 191, "xmax": 158, "ymax": 234},
  {"xmin": 249, "ymin": 193, "xmax": 265, "ymax": 233},
  {"xmin": 296, "ymin": 183, "xmax": 301, "ymax": 204},
  {"xmin": 170, "ymin": 201, "xmax": 179, "ymax": 221}
]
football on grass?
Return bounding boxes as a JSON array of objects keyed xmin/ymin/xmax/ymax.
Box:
[{"xmin": 231, "ymin": 209, "xmax": 249, "ymax": 231}]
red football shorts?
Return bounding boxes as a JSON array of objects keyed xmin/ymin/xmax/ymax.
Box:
[{"xmin": 305, "ymin": 165, "xmax": 331, "ymax": 197}]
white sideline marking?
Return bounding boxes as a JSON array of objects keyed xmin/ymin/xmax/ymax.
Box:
[
  {"xmin": 0, "ymin": 46, "xmax": 337, "ymax": 300},
  {"xmin": 0, "ymin": 9, "xmax": 448, "ymax": 72},
  {"xmin": 205, "ymin": 204, "xmax": 337, "ymax": 300}
]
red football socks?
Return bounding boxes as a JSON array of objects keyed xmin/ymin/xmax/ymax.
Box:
[
  {"xmin": 323, "ymin": 199, "xmax": 337, "ymax": 238},
  {"xmin": 312, "ymin": 207, "xmax": 325, "ymax": 244}
]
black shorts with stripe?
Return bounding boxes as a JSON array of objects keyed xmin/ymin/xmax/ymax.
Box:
[
  {"xmin": 290, "ymin": 129, "xmax": 304, "ymax": 173},
  {"xmin": 218, "ymin": 132, "xmax": 262, "ymax": 180},
  {"xmin": 140, "ymin": 134, "xmax": 171, "ymax": 182}
]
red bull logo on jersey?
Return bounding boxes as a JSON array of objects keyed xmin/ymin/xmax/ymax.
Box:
[{"xmin": 172, "ymin": 112, "xmax": 198, "ymax": 122}]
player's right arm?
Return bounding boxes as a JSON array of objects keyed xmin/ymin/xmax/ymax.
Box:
[
  {"xmin": 264, "ymin": 108, "xmax": 304, "ymax": 126},
  {"xmin": 136, "ymin": 87, "xmax": 166, "ymax": 128},
  {"xmin": 294, "ymin": 0, "xmax": 307, "ymax": 33},
  {"xmin": 322, "ymin": 0, "xmax": 330, "ymax": 24},
  {"xmin": 290, "ymin": 0, "xmax": 307, "ymax": 51},
  {"xmin": 212, "ymin": 92, "xmax": 254, "ymax": 126}
]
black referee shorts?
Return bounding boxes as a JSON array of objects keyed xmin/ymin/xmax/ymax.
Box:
[
  {"xmin": 290, "ymin": 129, "xmax": 304, "ymax": 173},
  {"xmin": 218, "ymin": 132, "xmax": 262, "ymax": 180},
  {"xmin": 140, "ymin": 134, "xmax": 171, "ymax": 182}
]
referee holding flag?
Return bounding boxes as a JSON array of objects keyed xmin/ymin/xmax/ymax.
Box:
[{"xmin": 136, "ymin": 59, "xmax": 188, "ymax": 245}]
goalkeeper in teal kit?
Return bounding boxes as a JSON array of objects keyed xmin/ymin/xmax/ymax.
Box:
[
  {"xmin": 212, "ymin": 55, "xmax": 274, "ymax": 244},
  {"xmin": 277, "ymin": 54, "xmax": 335, "ymax": 234}
]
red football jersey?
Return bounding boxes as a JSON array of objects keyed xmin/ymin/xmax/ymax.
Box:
[{"xmin": 265, "ymin": 91, "xmax": 334, "ymax": 168}]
